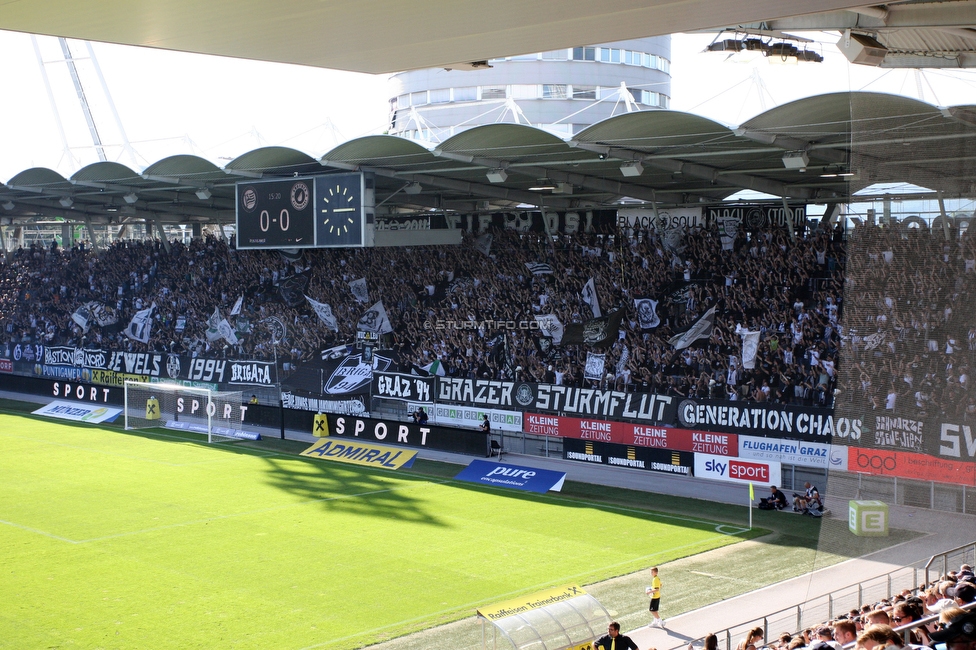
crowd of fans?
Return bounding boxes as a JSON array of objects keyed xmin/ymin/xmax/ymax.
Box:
[
  {"xmin": 0, "ymin": 218, "xmax": 971, "ymax": 410},
  {"xmin": 708, "ymin": 562, "xmax": 976, "ymax": 650}
]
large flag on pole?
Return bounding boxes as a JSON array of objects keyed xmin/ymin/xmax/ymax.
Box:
[
  {"xmin": 581, "ymin": 277, "xmax": 601, "ymax": 318},
  {"xmin": 206, "ymin": 307, "xmax": 223, "ymax": 342},
  {"xmin": 736, "ymin": 324, "xmax": 761, "ymax": 370},
  {"xmin": 349, "ymin": 278, "xmax": 369, "ymax": 304},
  {"xmin": 230, "ymin": 295, "xmax": 244, "ymax": 316},
  {"xmin": 124, "ymin": 303, "xmax": 156, "ymax": 344},
  {"xmin": 357, "ymin": 300, "xmax": 394, "ymax": 334},
  {"xmin": 306, "ymin": 295, "xmax": 339, "ymax": 332},
  {"xmin": 668, "ymin": 306, "xmax": 716, "ymax": 350},
  {"xmin": 634, "ymin": 298, "xmax": 660, "ymax": 329}
]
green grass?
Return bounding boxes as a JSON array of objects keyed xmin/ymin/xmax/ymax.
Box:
[{"xmin": 0, "ymin": 412, "xmax": 760, "ymax": 650}]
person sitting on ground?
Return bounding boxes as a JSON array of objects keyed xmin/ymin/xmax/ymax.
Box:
[
  {"xmin": 760, "ymin": 485, "xmax": 789, "ymax": 510},
  {"xmin": 793, "ymin": 482, "xmax": 823, "ymax": 513},
  {"xmin": 411, "ymin": 406, "xmax": 428, "ymax": 425}
]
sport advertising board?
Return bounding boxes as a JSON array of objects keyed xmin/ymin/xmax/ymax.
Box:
[{"xmin": 326, "ymin": 414, "xmax": 488, "ymax": 455}]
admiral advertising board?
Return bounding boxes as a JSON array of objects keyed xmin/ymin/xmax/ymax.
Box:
[
  {"xmin": 524, "ymin": 413, "xmax": 736, "ymax": 455},
  {"xmin": 326, "ymin": 414, "xmax": 488, "ymax": 456},
  {"xmin": 694, "ymin": 453, "xmax": 781, "ymax": 487},
  {"xmin": 437, "ymin": 377, "xmax": 676, "ymax": 424},
  {"xmin": 563, "ymin": 438, "xmax": 694, "ymax": 476}
]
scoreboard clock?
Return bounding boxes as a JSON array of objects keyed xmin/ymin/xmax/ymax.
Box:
[
  {"xmin": 235, "ymin": 173, "xmax": 367, "ymax": 250},
  {"xmin": 236, "ymin": 178, "xmax": 315, "ymax": 249},
  {"xmin": 316, "ymin": 172, "xmax": 365, "ymax": 248}
]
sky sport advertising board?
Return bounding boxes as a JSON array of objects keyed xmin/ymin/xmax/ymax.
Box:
[
  {"xmin": 524, "ymin": 413, "xmax": 737, "ymax": 455},
  {"xmin": 693, "ymin": 453, "xmax": 781, "ymax": 487}
]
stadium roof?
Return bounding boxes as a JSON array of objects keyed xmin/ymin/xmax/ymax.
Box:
[
  {"xmin": 1, "ymin": 92, "xmax": 974, "ymax": 231},
  {"xmin": 1, "ymin": 1, "xmax": 973, "ymax": 73}
]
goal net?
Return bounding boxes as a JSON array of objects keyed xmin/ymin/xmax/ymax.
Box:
[{"xmin": 124, "ymin": 381, "xmax": 256, "ymax": 443}]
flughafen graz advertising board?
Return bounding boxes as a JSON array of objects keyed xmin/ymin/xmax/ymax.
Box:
[{"xmin": 2, "ymin": 342, "xmax": 973, "ymax": 484}]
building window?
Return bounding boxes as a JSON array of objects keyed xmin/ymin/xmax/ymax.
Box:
[
  {"xmin": 453, "ymin": 87, "xmax": 477, "ymax": 102},
  {"xmin": 429, "ymin": 88, "xmax": 450, "ymax": 104},
  {"xmin": 542, "ymin": 84, "xmax": 568, "ymax": 99},
  {"xmin": 572, "ymin": 85, "xmax": 596, "ymax": 100},
  {"xmin": 572, "ymin": 46, "xmax": 596, "ymax": 61},
  {"xmin": 542, "ymin": 49, "xmax": 569, "ymax": 60},
  {"xmin": 511, "ymin": 84, "xmax": 539, "ymax": 100},
  {"xmin": 410, "ymin": 91, "xmax": 428, "ymax": 106},
  {"xmin": 510, "ymin": 53, "xmax": 538, "ymax": 61},
  {"xmin": 481, "ymin": 86, "xmax": 506, "ymax": 100},
  {"xmin": 397, "ymin": 94, "xmax": 410, "ymax": 109}
]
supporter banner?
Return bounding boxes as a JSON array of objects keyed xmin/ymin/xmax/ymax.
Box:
[
  {"xmin": 454, "ymin": 459, "xmax": 566, "ymax": 493},
  {"xmin": 847, "ymin": 446, "xmax": 976, "ymax": 486},
  {"xmin": 444, "ymin": 210, "xmax": 617, "ymax": 235},
  {"xmin": 694, "ymin": 453, "xmax": 781, "ymax": 487},
  {"xmin": 6, "ymin": 342, "xmax": 44, "ymax": 363},
  {"xmin": 437, "ymin": 378, "xmax": 676, "ymax": 424},
  {"xmin": 301, "ymin": 439, "xmax": 417, "ymax": 470},
  {"xmin": 0, "ymin": 359, "xmax": 11, "ymax": 373},
  {"xmin": 32, "ymin": 401, "xmax": 122, "ymax": 424},
  {"xmin": 371, "ymin": 371, "xmax": 434, "ymax": 402},
  {"xmin": 677, "ymin": 399, "xmax": 862, "ymax": 443},
  {"xmin": 738, "ymin": 435, "xmax": 830, "ymax": 469},
  {"xmin": 226, "ymin": 360, "xmax": 275, "ymax": 386},
  {"xmin": 282, "ymin": 391, "xmax": 367, "ymax": 416},
  {"xmin": 563, "ymin": 438, "xmax": 693, "ymax": 476},
  {"xmin": 524, "ymin": 413, "xmax": 737, "ymax": 455},
  {"xmin": 432, "ymin": 404, "xmax": 523, "ymax": 433},
  {"xmin": 705, "ymin": 204, "xmax": 806, "ymax": 230},
  {"xmin": 327, "ymin": 414, "xmax": 488, "ymax": 456},
  {"xmin": 616, "ymin": 207, "xmax": 704, "ymax": 231}
]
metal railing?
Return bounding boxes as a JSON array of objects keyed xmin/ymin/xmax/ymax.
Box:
[
  {"xmin": 680, "ymin": 541, "xmax": 976, "ymax": 650},
  {"xmin": 925, "ymin": 541, "xmax": 976, "ymax": 587}
]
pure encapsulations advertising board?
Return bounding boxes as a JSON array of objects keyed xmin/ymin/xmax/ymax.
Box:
[
  {"xmin": 693, "ymin": 453, "xmax": 781, "ymax": 487},
  {"xmin": 454, "ymin": 460, "xmax": 566, "ymax": 493}
]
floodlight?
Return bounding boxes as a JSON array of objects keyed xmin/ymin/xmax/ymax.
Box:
[
  {"xmin": 59, "ymin": 197, "xmax": 73, "ymax": 208},
  {"xmin": 404, "ymin": 182, "xmax": 422, "ymax": 194},
  {"xmin": 486, "ymin": 168, "xmax": 508, "ymax": 183},
  {"xmin": 123, "ymin": 192, "xmax": 139, "ymax": 204},
  {"xmin": 782, "ymin": 152, "xmax": 810, "ymax": 170},
  {"xmin": 195, "ymin": 188, "xmax": 212, "ymax": 200},
  {"xmin": 620, "ymin": 161, "xmax": 644, "ymax": 177},
  {"xmin": 2, "ymin": 201, "xmax": 14, "ymax": 211}
]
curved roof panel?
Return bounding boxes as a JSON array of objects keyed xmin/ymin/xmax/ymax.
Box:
[
  {"xmin": 143, "ymin": 155, "xmax": 225, "ymax": 182},
  {"xmin": 226, "ymin": 146, "xmax": 318, "ymax": 174},
  {"xmin": 71, "ymin": 162, "xmax": 141, "ymax": 183}
]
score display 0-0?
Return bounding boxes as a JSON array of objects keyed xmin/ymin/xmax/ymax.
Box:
[{"xmin": 235, "ymin": 173, "xmax": 365, "ymax": 250}]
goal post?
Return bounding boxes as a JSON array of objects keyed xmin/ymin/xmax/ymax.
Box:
[{"xmin": 124, "ymin": 381, "xmax": 256, "ymax": 443}]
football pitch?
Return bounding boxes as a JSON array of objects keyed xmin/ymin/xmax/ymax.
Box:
[{"xmin": 0, "ymin": 412, "xmax": 757, "ymax": 650}]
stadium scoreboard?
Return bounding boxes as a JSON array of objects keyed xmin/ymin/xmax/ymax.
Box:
[{"xmin": 236, "ymin": 173, "xmax": 369, "ymax": 250}]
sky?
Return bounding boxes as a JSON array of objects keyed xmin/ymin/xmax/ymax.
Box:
[{"xmin": 0, "ymin": 29, "xmax": 974, "ymax": 183}]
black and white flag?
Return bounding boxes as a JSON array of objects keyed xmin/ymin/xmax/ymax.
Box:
[
  {"xmin": 534, "ymin": 314, "xmax": 564, "ymax": 344},
  {"xmin": 474, "ymin": 233, "xmax": 493, "ymax": 257},
  {"xmin": 230, "ymin": 295, "xmax": 243, "ymax": 316},
  {"xmin": 562, "ymin": 310, "xmax": 624, "ymax": 348},
  {"xmin": 357, "ymin": 300, "xmax": 393, "ymax": 334},
  {"xmin": 581, "ymin": 277, "xmax": 601, "ymax": 318},
  {"xmin": 634, "ymin": 298, "xmax": 660, "ymax": 329},
  {"xmin": 206, "ymin": 307, "xmax": 223, "ymax": 342},
  {"xmin": 306, "ymin": 295, "xmax": 339, "ymax": 332},
  {"xmin": 124, "ymin": 303, "xmax": 156, "ymax": 344},
  {"xmin": 278, "ymin": 272, "xmax": 310, "ymax": 307},
  {"xmin": 584, "ymin": 352, "xmax": 606, "ymax": 381},
  {"xmin": 90, "ymin": 302, "xmax": 118, "ymax": 327},
  {"xmin": 669, "ymin": 305, "xmax": 716, "ymax": 350},
  {"xmin": 349, "ymin": 277, "xmax": 369, "ymax": 304},
  {"xmin": 525, "ymin": 262, "xmax": 553, "ymax": 275},
  {"xmin": 736, "ymin": 325, "xmax": 761, "ymax": 370},
  {"xmin": 71, "ymin": 303, "xmax": 94, "ymax": 333}
]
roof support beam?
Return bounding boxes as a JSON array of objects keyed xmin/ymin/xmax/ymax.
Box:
[
  {"xmin": 733, "ymin": 129, "xmax": 849, "ymax": 164},
  {"xmin": 569, "ymin": 141, "xmax": 822, "ymax": 200}
]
